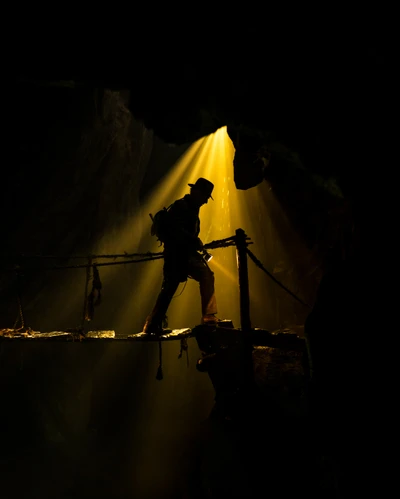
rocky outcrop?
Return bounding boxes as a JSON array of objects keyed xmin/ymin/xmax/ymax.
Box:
[{"xmin": 1, "ymin": 88, "xmax": 153, "ymax": 331}]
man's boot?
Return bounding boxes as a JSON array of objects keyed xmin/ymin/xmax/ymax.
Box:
[
  {"xmin": 143, "ymin": 316, "xmax": 163, "ymax": 336},
  {"xmin": 201, "ymin": 314, "xmax": 221, "ymax": 325}
]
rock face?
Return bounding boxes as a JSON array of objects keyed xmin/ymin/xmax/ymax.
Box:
[{"xmin": 1, "ymin": 88, "xmax": 154, "ymax": 332}]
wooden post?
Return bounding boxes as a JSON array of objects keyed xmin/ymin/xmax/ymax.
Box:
[
  {"xmin": 235, "ymin": 228, "xmax": 255, "ymax": 390},
  {"xmin": 235, "ymin": 228, "xmax": 251, "ymax": 332}
]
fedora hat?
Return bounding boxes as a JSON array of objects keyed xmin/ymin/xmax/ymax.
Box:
[{"xmin": 188, "ymin": 177, "xmax": 214, "ymax": 200}]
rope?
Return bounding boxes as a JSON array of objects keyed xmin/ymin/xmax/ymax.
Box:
[
  {"xmin": 204, "ymin": 236, "xmax": 250, "ymax": 251},
  {"xmin": 1, "ymin": 255, "xmax": 165, "ymax": 272},
  {"xmin": 13, "ymin": 266, "xmax": 25, "ymax": 330},
  {"xmin": 0, "ymin": 236, "xmax": 239, "ymax": 274},
  {"xmin": 178, "ymin": 338, "xmax": 189, "ymax": 367},
  {"xmin": 2, "ymin": 251, "xmax": 165, "ymax": 260},
  {"xmin": 86, "ymin": 264, "xmax": 102, "ymax": 320},
  {"xmin": 246, "ymin": 248, "xmax": 311, "ymax": 308},
  {"xmin": 80, "ymin": 257, "xmax": 92, "ymax": 332},
  {"xmin": 1, "ymin": 237, "xmax": 236, "ymax": 265}
]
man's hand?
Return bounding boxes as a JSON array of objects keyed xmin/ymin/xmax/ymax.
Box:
[{"xmin": 195, "ymin": 237, "xmax": 204, "ymax": 251}]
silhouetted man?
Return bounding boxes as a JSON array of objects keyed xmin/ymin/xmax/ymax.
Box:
[{"xmin": 143, "ymin": 178, "xmax": 218, "ymax": 335}]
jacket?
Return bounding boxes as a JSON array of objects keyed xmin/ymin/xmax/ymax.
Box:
[{"xmin": 164, "ymin": 194, "xmax": 200, "ymax": 252}]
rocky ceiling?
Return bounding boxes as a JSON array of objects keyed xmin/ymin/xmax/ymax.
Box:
[{"xmin": 16, "ymin": 40, "xmax": 386, "ymax": 197}]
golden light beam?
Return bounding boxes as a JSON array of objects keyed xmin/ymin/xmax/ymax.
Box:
[
  {"xmin": 41, "ymin": 125, "xmax": 314, "ymax": 338},
  {"xmin": 116, "ymin": 134, "xmax": 217, "ymax": 332}
]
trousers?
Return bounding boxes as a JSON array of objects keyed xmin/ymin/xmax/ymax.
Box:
[{"xmin": 148, "ymin": 251, "xmax": 217, "ymax": 326}]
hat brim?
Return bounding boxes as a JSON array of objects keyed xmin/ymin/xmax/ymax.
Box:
[{"xmin": 188, "ymin": 183, "xmax": 214, "ymax": 200}]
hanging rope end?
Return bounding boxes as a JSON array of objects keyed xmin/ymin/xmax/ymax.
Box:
[{"xmin": 156, "ymin": 365, "xmax": 163, "ymax": 380}]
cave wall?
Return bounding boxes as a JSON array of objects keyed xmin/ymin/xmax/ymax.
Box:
[{"xmin": 1, "ymin": 88, "xmax": 154, "ymax": 331}]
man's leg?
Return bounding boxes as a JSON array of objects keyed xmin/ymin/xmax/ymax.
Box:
[
  {"xmin": 188, "ymin": 254, "xmax": 217, "ymax": 320},
  {"xmin": 143, "ymin": 276, "xmax": 180, "ymax": 334}
]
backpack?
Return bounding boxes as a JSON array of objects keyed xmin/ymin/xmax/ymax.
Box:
[{"xmin": 150, "ymin": 205, "xmax": 172, "ymax": 244}]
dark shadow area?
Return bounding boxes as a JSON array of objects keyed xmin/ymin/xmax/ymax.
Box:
[
  {"xmin": 0, "ymin": 335, "xmax": 321, "ymax": 499},
  {"xmin": 0, "ymin": 339, "xmax": 214, "ymax": 498}
]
